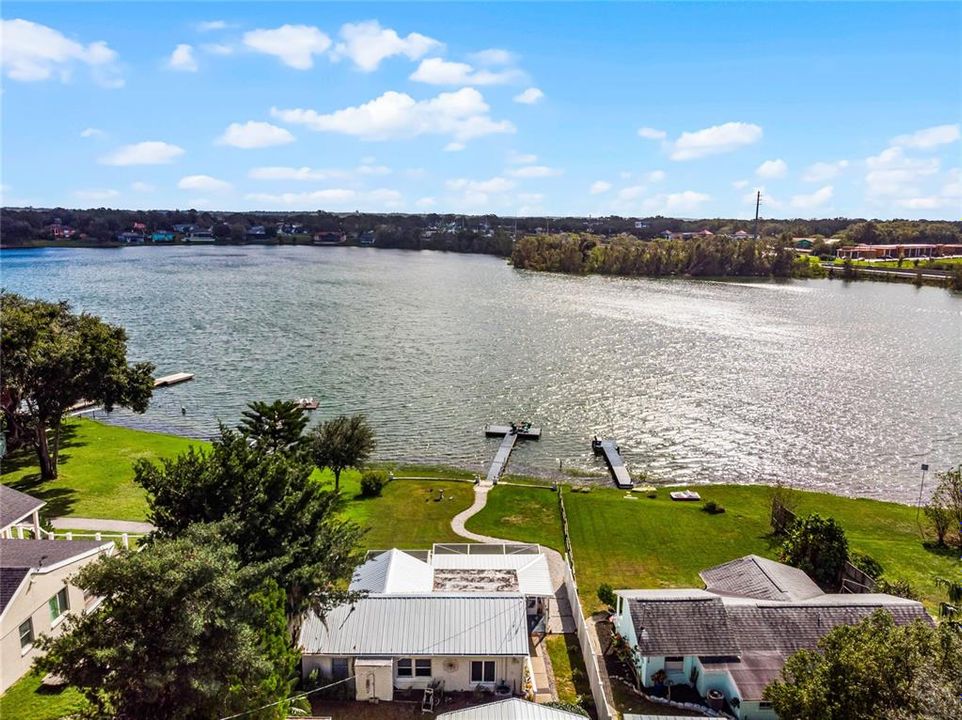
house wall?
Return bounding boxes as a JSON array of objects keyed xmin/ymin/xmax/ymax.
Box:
[
  {"xmin": 0, "ymin": 560, "xmax": 98, "ymax": 693},
  {"xmin": 302, "ymin": 655, "xmax": 525, "ymax": 696}
]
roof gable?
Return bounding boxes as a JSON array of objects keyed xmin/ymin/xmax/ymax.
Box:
[
  {"xmin": 699, "ymin": 554, "xmax": 823, "ymax": 602},
  {"xmin": 350, "ymin": 549, "xmax": 434, "ymax": 593},
  {"xmin": 0, "ymin": 485, "xmax": 45, "ymax": 532}
]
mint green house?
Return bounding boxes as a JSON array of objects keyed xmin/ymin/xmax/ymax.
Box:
[{"xmin": 612, "ymin": 555, "xmax": 931, "ymax": 720}]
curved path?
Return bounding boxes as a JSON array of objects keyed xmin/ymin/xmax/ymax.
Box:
[{"xmin": 450, "ymin": 483, "xmax": 575, "ymax": 634}]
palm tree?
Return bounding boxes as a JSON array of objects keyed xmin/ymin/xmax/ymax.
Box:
[{"xmin": 309, "ymin": 414, "xmax": 376, "ymax": 492}]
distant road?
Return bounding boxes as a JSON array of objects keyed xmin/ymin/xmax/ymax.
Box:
[{"xmin": 821, "ymin": 263, "xmax": 950, "ymax": 281}]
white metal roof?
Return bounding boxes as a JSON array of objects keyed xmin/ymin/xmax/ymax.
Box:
[
  {"xmin": 349, "ymin": 549, "xmax": 434, "ymax": 593},
  {"xmin": 438, "ymin": 699, "xmax": 588, "ymax": 719},
  {"xmin": 431, "ymin": 553, "xmax": 553, "ymax": 597},
  {"xmin": 300, "ymin": 594, "xmax": 529, "ymax": 657}
]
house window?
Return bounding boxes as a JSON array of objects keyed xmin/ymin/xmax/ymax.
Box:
[
  {"xmin": 759, "ymin": 701, "xmax": 773, "ymax": 710},
  {"xmin": 470, "ymin": 660, "xmax": 496, "ymax": 683},
  {"xmin": 331, "ymin": 658, "xmax": 349, "ymax": 680},
  {"xmin": 19, "ymin": 619, "xmax": 34, "ymax": 651},
  {"xmin": 49, "ymin": 587, "xmax": 69, "ymax": 623},
  {"xmin": 664, "ymin": 656, "xmax": 684, "ymax": 673},
  {"xmin": 397, "ymin": 658, "xmax": 432, "ymax": 678}
]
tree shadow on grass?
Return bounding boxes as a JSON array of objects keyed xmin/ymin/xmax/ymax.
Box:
[
  {"xmin": 2, "ymin": 422, "xmax": 84, "ymax": 518},
  {"xmin": 922, "ymin": 541, "xmax": 962, "ymax": 561}
]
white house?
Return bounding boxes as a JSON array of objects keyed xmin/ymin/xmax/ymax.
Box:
[
  {"xmin": 0, "ymin": 538, "xmax": 114, "ymax": 692},
  {"xmin": 612, "ymin": 555, "xmax": 931, "ymax": 720},
  {"xmin": 0, "ymin": 484, "xmax": 44, "ymax": 539}
]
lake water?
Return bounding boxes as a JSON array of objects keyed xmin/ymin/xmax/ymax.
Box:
[{"xmin": 3, "ymin": 245, "xmax": 960, "ymax": 502}]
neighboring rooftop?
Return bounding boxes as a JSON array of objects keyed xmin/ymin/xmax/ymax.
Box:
[
  {"xmin": 0, "ymin": 484, "xmax": 45, "ymax": 532},
  {"xmin": 699, "ymin": 554, "xmax": 824, "ymax": 602},
  {"xmin": 350, "ymin": 548, "xmax": 434, "ymax": 593},
  {"xmin": 437, "ymin": 698, "xmax": 589, "ymax": 719},
  {"xmin": 300, "ymin": 594, "xmax": 529, "ymax": 657}
]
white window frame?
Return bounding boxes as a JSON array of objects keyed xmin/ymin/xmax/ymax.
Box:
[
  {"xmin": 470, "ymin": 660, "xmax": 496, "ymax": 684},
  {"xmin": 19, "ymin": 618, "xmax": 34, "ymax": 654},
  {"xmin": 49, "ymin": 587, "xmax": 70, "ymax": 626},
  {"xmin": 664, "ymin": 656, "xmax": 684, "ymax": 673},
  {"xmin": 396, "ymin": 657, "xmax": 432, "ymax": 678}
]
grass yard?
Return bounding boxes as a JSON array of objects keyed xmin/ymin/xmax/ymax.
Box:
[
  {"xmin": 466, "ymin": 484, "xmax": 565, "ymax": 550},
  {"xmin": 0, "ymin": 671, "xmax": 84, "ymax": 720},
  {"xmin": 0, "ymin": 419, "xmax": 200, "ymax": 521},
  {"xmin": 545, "ymin": 634, "xmax": 591, "ymax": 707},
  {"xmin": 560, "ymin": 485, "xmax": 959, "ymax": 612}
]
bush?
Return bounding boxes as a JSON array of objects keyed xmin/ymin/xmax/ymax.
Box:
[
  {"xmin": 780, "ymin": 513, "xmax": 849, "ymax": 588},
  {"xmin": 359, "ymin": 470, "xmax": 387, "ymax": 498},
  {"xmin": 875, "ymin": 577, "xmax": 921, "ymax": 601},
  {"xmin": 849, "ymin": 550, "xmax": 884, "ymax": 580},
  {"xmin": 597, "ymin": 583, "xmax": 616, "ymax": 609},
  {"xmin": 702, "ymin": 501, "xmax": 726, "ymax": 515},
  {"xmin": 544, "ymin": 702, "xmax": 588, "ymax": 717}
]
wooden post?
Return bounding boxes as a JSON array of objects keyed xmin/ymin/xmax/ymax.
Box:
[
  {"xmin": 122, "ymin": 533, "xmax": 129, "ymax": 549},
  {"xmin": 95, "ymin": 532, "xmax": 102, "ymax": 541},
  {"xmin": 66, "ymin": 532, "xmax": 72, "ymax": 541}
]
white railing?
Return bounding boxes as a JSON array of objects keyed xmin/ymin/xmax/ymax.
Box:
[{"xmin": 12, "ymin": 524, "xmax": 144, "ymax": 549}]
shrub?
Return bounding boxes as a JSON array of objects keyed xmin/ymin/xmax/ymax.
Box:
[
  {"xmin": 544, "ymin": 702, "xmax": 588, "ymax": 717},
  {"xmin": 849, "ymin": 550, "xmax": 884, "ymax": 580},
  {"xmin": 780, "ymin": 513, "xmax": 849, "ymax": 588},
  {"xmin": 702, "ymin": 501, "xmax": 726, "ymax": 515},
  {"xmin": 646, "ymin": 491, "xmax": 657, "ymax": 499},
  {"xmin": 597, "ymin": 583, "xmax": 616, "ymax": 609},
  {"xmin": 359, "ymin": 470, "xmax": 387, "ymax": 498},
  {"xmin": 875, "ymin": 577, "xmax": 921, "ymax": 601}
]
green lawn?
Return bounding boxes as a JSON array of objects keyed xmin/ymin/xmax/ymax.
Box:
[
  {"xmin": 545, "ymin": 634, "xmax": 591, "ymax": 707},
  {"xmin": 466, "ymin": 484, "xmax": 564, "ymax": 551},
  {"xmin": 0, "ymin": 671, "xmax": 84, "ymax": 720},
  {"xmin": 1, "ymin": 418, "xmax": 200, "ymax": 521}
]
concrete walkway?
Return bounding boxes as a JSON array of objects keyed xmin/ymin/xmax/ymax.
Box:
[
  {"xmin": 450, "ymin": 483, "xmax": 576, "ymax": 634},
  {"xmin": 52, "ymin": 517, "xmax": 155, "ymax": 534}
]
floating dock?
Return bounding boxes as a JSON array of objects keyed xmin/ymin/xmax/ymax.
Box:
[
  {"xmin": 483, "ymin": 423, "xmax": 541, "ymax": 484},
  {"xmin": 153, "ymin": 372, "xmax": 194, "ymax": 388},
  {"xmin": 592, "ymin": 437, "xmax": 633, "ymax": 489}
]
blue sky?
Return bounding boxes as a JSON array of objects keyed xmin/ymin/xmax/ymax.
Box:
[{"xmin": 2, "ymin": 2, "xmax": 960, "ymax": 219}]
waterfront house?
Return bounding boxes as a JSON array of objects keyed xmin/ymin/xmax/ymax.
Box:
[
  {"xmin": 359, "ymin": 230, "xmax": 376, "ymax": 245},
  {"xmin": 836, "ymin": 243, "xmax": 962, "ymax": 260},
  {"xmin": 733, "ymin": 230, "xmax": 750, "ymax": 240},
  {"xmin": 612, "ymin": 555, "xmax": 931, "ymax": 720},
  {"xmin": 246, "ymin": 225, "xmax": 266, "ymax": 238},
  {"xmin": 116, "ymin": 231, "xmax": 145, "ymax": 244},
  {"xmin": 300, "ymin": 544, "xmax": 554, "ymax": 702},
  {"xmin": 151, "ymin": 230, "xmax": 176, "ymax": 243},
  {"xmin": 0, "ymin": 485, "xmax": 44, "ymax": 539},
  {"xmin": 0, "ymin": 538, "xmax": 114, "ymax": 692},
  {"xmin": 187, "ymin": 228, "xmax": 215, "ymax": 242},
  {"xmin": 313, "ymin": 231, "xmax": 345, "ymax": 245}
]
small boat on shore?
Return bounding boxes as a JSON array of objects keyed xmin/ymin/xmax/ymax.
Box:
[{"xmin": 295, "ymin": 397, "xmax": 319, "ymax": 410}]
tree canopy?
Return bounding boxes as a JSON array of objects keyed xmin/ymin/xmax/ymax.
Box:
[
  {"xmin": 309, "ymin": 413, "xmax": 376, "ymax": 492},
  {"xmin": 238, "ymin": 399, "xmax": 309, "ymax": 453},
  {"xmin": 779, "ymin": 512, "xmax": 849, "ymax": 587},
  {"xmin": 0, "ymin": 292, "xmax": 154, "ymax": 478},
  {"xmin": 35, "ymin": 524, "xmax": 297, "ymax": 720},
  {"xmin": 764, "ymin": 611, "xmax": 962, "ymax": 720},
  {"xmin": 134, "ymin": 426, "xmax": 363, "ymax": 639}
]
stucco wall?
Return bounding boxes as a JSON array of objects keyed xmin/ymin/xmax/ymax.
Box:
[{"xmin": 0, "ymin": 558, "xmax": 99, "ymax": 693}]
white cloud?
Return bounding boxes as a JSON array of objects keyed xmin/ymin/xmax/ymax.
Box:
[
  {"xmin": 513, "ymin": 87, "xmax": 544, "ymax": 104},
  {"xmin": 248, "ymin": 166, "xmax": 334, "ymax": 181},
  {"xmin": 216, "ymin": 121, "xmax": 295, "ymax": 149},
  {"xmin": 73, "ymin": 188, "xmax": 119, "ymax": 202},
  {"xmin": 642, "ymin": 190, "xmax": 711, "ymax": 214},
  {"xmin": 802, "ymin": 160, "xmax": 849, "ymax": 183},
  {"xmin": 508, "ymin": 165, "xmax": 562, "ymax": 178},
  {"xmin": 410, "ymin": 57, "xmax": 524, "ymax": 86},
  {"xmin": 637, "ymin": 127, "xmax": 667, "ymax": 140},
  {"xmin": 897, "ymin": 197, "xmax": 944, "ymax": 210},
  {"xmin": 589, "ymin": 180, "xmax": 612, "ymax": 195},
  {"xmin": 80, "ymin": 127, "xmax": 105, "ymax": 139},
  {"xmin": 790, "ymin": 185, "xmax": 833, "ymax": 210},
  {"xmin": 617, "ymin": 185, "xmax": 648, "ymax": 202},
  {"xmin": 446, "ymin": 177, "xmax": 515, "ymax": 193},
  {"xmin": 669, "ymin": 122, "xmax": 763, "ymax": 161},
  {"xmin": 196, "ymin": 20, "xmax": 230, "ymax": 32},
  {"xmin": 178, "ymin": 175, "xmax": 232, "ymax": 192},
  {"xmin": 646, "ymin": 170, "xmax": 666, "ymax": 183},
  {"xmin": 332, "ymin": 21, "xmax": 441, "ymax": 72},
  {"xmin": 1, "ymin": 18, "xmax": 122, "ymax": 87},
  {"xmin": 942, "ymin": 170, "xmax": 962, "ymax": 199},
  {"xmin": 470, "ymin": 48, "xmax": 515, "ymax": 66},
  {"xmin": 865, "ymin": 146, "xmax": 940, "ymax": 197},
  {"xmin": 244, "ymin": 187, "xmax": 403, "ymax": 210},
  {"xmin": 519, "ymin": 192, "xmax": 544, "ymax": 203},
  {"xmin": 167, "ymin": 44, "xmax": 198, "ymax": 72},
  {"xmin": 756, "ymin": 159, "xmax": 787, "ymax": 179},
  {"xmin": 202, "ymin": 43, "xmax": 234, "ymax": 56},
  {"xmin": 890, "ymin": 124, "xmax": 960, "ymax": 150},
  {"xmin": 443, "ymin": 142, "xmax": 466, "ymax": 152},
  {"xmin": 357, "ymin": 161, "xmax": 391, "ymax": 176},
  {"xmin": 416, "ymin": 196, "xmax": 437, "ymax": 208},
  {"xmin": 732, "ymin": 179, "xmax": 750, "ymax": 189},
  {"xmin": 131, "ymin": 181, "xmax": 155, "ymax": 192},
  {"xmin": 507, "ymin": 151, "xmax": 537, "ymax": 165},
  {"xmin": 99, "ymin": 141, "xmax": 185, "ymax": 166},
  {"xmin": 243, "ymin": 24, "xmax": 331, "ymax": 69},
  {"xmin": 271, "ymin": 88, "xmax": 514, "ymax": 143}
]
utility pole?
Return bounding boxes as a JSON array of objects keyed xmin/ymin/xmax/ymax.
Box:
[{"xmin": 753, "ymin": 191, "xmax": 761, "ymax": 240}]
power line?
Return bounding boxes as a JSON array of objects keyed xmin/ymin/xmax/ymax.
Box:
[{"xmin": 218, "ymin": 674, "xmax": 356, "ymax": 720}]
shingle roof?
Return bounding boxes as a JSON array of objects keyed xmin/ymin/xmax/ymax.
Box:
[
  {"xmin": 438, "ymin": 698, "xmax": 588, "ymax": 719},
  {"xmin": 0, "ymin": 485, "xmax": 45, "ymax": 532},
  {"xmin": 300, "ymin": 594, "xmax": 529, "ymax": 657},
  {"xmin": 627, "ymin": 595, "xmax": 739, "ymax": 656},
  {"xmin": 699, "ymin": 555, "xmax": 823, "ymax": 602},
  {"xmin": 0, "ymin": 539, "xmax": 110, "ymax": 570},
  {"xmin": 0, "ymin": 567, "xmax": 30, "ymax": 615}
]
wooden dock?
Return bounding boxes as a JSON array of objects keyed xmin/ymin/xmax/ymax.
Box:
[
  {"xmin": 592, "ymin": 437, "xmax": 633, "ymax": 489},
  {"xmin": 483, "ymin": 423, "xmax": 541, "ymax": 484},
  {"xmin": 68, "ymin": 372, "xmax": 194, "ymax": 414}
]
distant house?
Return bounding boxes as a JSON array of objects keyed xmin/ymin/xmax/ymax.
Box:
[
  {"xmin": 313, "ymin": 231, "xmax": 345, "ymax": 245},
  {"xmin": 836, "ymin": 243, "xmax": 962, "ymax": 260},
  {"xmin": 697, "ymin": 229, "xmax": 714, "ymax": 237},
  {"xmin": 186, "ymin": 228, "xmax": 215, "ymax": 243},
  {"xmin": 733, "ymin": 230, "xmax": 750, "ymax": 240},
  {"xmin": 300, "ymin": 544, "xmax": 554, "ymax": 702},
  {"xmin": 132, "ymin": 222, "xmax": 147, "ymax": 232},
  {"xmin": 116, "ymin": 231, "xmax": 145, "ymax": 244},
  {"xmin": 151, "ymin": 230, "xmax": 175, "ymax": 243},
  {"xmin": 277, "ymin": 223, "xmax": 305, "ymax": 236},
  {"xmin": 172, "ymin": 223, "xmax": 194, "ymax": 234},
  {"xmin": 359, "ymin": 230, "xmax": 376, "ymax": 246},
  {"xmin": 793, "ymin": 237, "xmax": 816, "ymax": 250},
  {"xmin": 634, "ymin": 221, "xmax": 649, "ymax": 230},
  {"xmin": 48, "ymin": 224, "xmax": 76, "ymax": 239},
  {"xmin": 246, "ymin": 225, "xmax": 266, "ymax": 238},
  {"xmin": 612, "ymin": 555, "xmax": 931, "ymax": 720}
]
